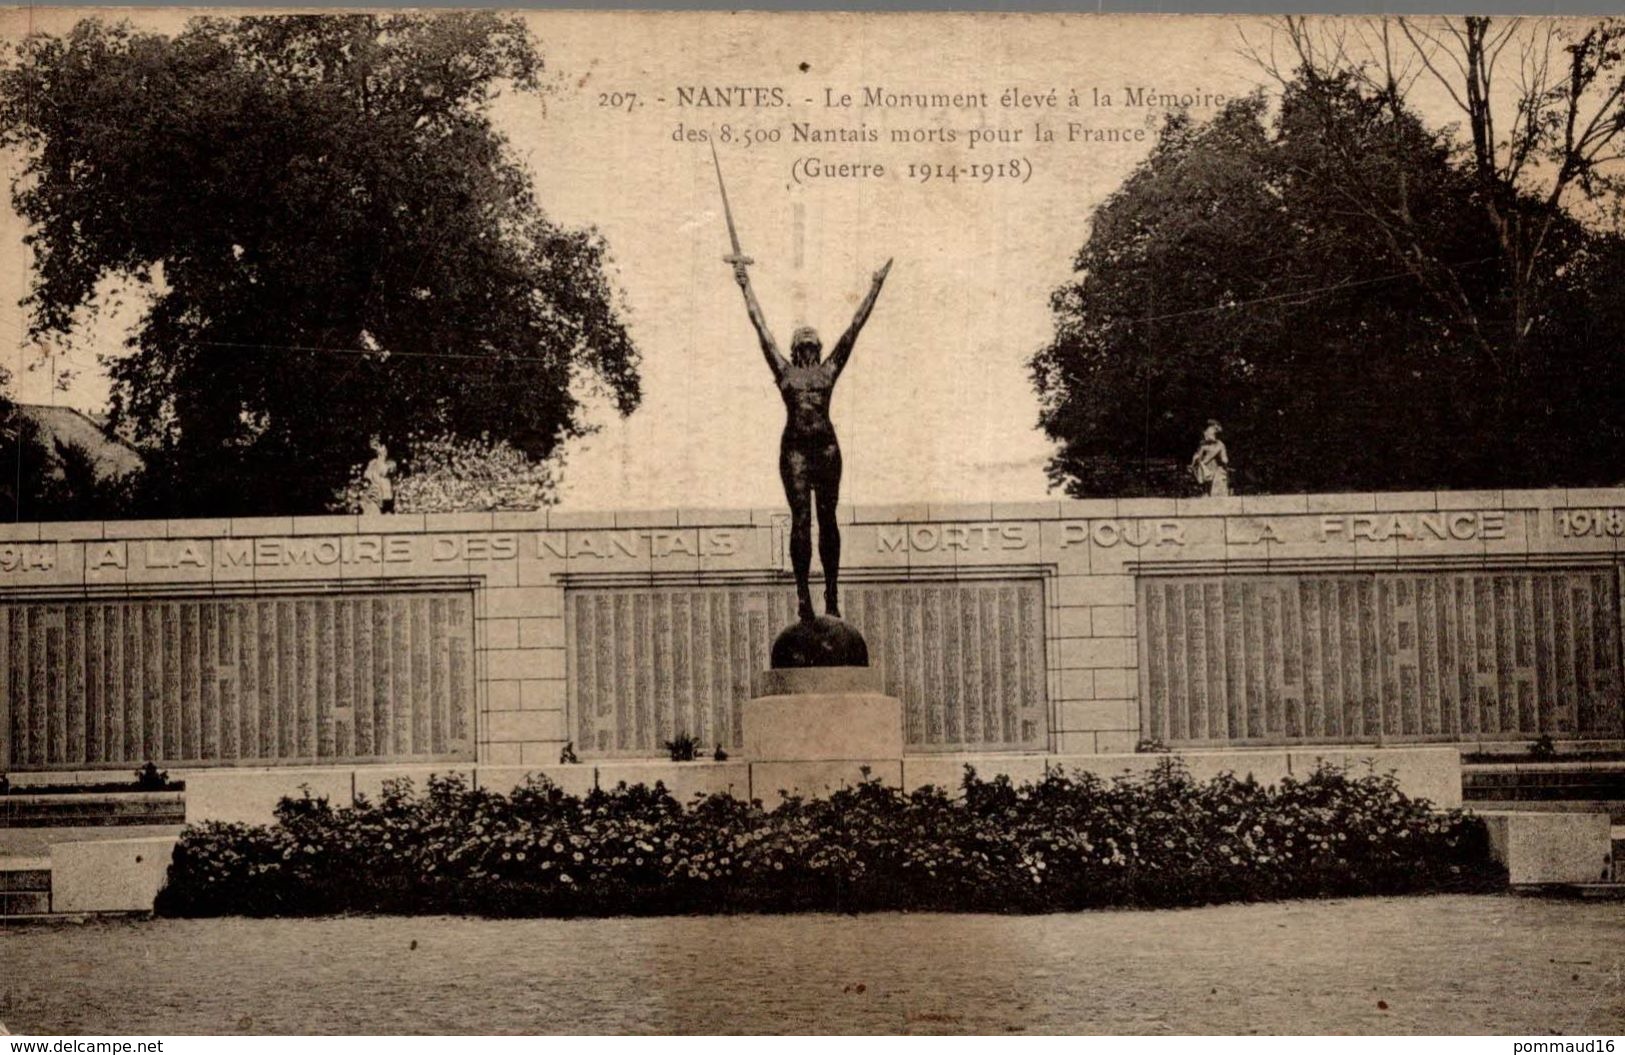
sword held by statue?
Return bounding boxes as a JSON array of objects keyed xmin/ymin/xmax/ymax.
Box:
[{"xmin": 710, "ymin": 140, "xmax": 754, "ymax": 270}]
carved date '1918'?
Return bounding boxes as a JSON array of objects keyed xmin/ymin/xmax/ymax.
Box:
[{"xmin": 1556, "ymin": 509, "xmax": 1625, "ymax": 538}]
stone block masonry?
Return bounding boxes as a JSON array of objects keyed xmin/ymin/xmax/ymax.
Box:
[
  {"xmin": 1, "ymin": 487, "xmax": 1623, "ymax": 771},
  {"xmin": 178, "ymin": 745, "xmax": 1463, "ymax": 826}
]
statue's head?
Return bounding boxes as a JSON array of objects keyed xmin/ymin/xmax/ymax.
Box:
[
  {"xmin": 790, "ymin": 326, "xmax": 822, "ymax": 366},
  {"xmin": 1203, "ymin": 420, "xmax": 1222, "ymax": 442}
]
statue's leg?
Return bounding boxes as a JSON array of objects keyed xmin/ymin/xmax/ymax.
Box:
[
  {"xmin": 790, "ymin": 499, "xmax": 814, "ymax": 620},
  {"xmin": 815, "ymin": 442, "xmax": 843, "ymax": 617},
  {"xmin": 781, "ymin": 447, "xmax": 815, "ymax": 621}
]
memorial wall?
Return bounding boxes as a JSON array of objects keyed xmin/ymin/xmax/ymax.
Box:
[{"xmin": 1, "ymin": 487, "xmax": 1622, "ymax": 772}]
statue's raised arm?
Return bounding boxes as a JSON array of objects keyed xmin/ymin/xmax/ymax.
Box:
[
  {"xmin": 735, "ymin": 263, "xmax": 789, "ymax": 381},
  {"xmin": 827, "ymin": 258, "xmax": 893, "ymax": 380}
]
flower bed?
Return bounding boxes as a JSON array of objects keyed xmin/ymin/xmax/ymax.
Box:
[{"xmin": 155, "ymin": 761, "xmax": 1503, "ymax": 918}]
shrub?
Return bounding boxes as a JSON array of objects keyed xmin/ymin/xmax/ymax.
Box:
[
  {"xmin": 134, "ymin": 761, "xmax": 170, "ymax": 790},
  {"xmin": 664, "ymin": 733, "xmax": 701, "ymax": 762},
  {"xmin": 155, "ymin": 762, "xmax": 1502, "ymax": 919}
]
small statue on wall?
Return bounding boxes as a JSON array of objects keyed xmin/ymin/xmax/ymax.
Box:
[
  {"xmin": 1190, "ymin": 420, "xmax": 1231, "ymax": 497},
  {"xmin": 361, "ymin": 436, "xmax": 397, "ymax": 515}
]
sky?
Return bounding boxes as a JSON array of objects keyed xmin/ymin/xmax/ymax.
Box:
[{"xmin": 0, "ymin": 10, "xmax": 1509, "ymax": 511}]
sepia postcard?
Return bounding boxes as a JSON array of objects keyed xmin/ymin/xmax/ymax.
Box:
[{"xmin": 0, "ymin": 6, "xmax": 1620, "ymax": 1039}]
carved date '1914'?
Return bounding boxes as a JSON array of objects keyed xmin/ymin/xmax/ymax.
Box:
[{"xmin": 0, "ymin": 544, "xmax": 54, "ymax": 572}]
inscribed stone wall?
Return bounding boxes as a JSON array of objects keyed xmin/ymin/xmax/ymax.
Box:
[{"xmin": 1, "ymin": 488, "xmax": 1623, "ymax": 770}]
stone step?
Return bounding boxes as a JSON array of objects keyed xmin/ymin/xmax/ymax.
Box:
[
  {"xmin": 1463, "ymin": 770, "xmax": 1625, "ymax": 789},
  {"xmin": 0, "ymin": 890, "xmax": 51, "ymax": 915},
  {"xmin": 0, "ymin": 796, "xmax": 186, "ymax": 828},
  {"xmin": 1467, "ymin": 799, "xmax": 1625, "ymax": 823},
  {"xmin": 1, "ymin": 790, "xmax": 184, "ymax": 804},
  {"xmin": 0, "ymin": 810, "xmax": 185, "ymax": 828},
  {"xmin": 1465, "ymin": 791, "xmax": 1625, "ymax": 805},
  {"xmin": 1469, "ymin": 754, "xmax": 1625, "ymax": 770},
  {"xmin": 0, "ymin": 823, "xmax": 185, "ymax": 859},
  {"xmin": 1513, "ymin": 883, "xmax": 1625, "ymax": 900},
  {"xmin": 1464, "ymin": 788, "xmax": 1625, "ymax": 804},
  {"xmin": 1461, "ymin": 763, "xmax": 1625, "ymax": 815},
  {"xmin": 1462, "ymin": 764, "xmax": 1625, "ymax": 773},
  {"xmin": 1464, "ymin": 786, "xmax": 1625, "ymax": 802},
  {"xmin": 0, "ymin": 868, "xmax": 51, "ymax": 893},
  {"xmin": 1462, "ymin": 740, "xmax": 1625, "ymax": 762}
]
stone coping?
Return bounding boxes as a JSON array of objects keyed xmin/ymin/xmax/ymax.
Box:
[
  {"xmin": 0, "ymin": 856, "xmax": 50, "ymax": 871},
  {"xmin": 1, "ymin": 485, "xmax": 1619, "ymax": 542},
  {"xmin": 0, "ymin": 790, "xmax": 185, "ymax": 805},
  {"xmin": 1464, "ymin": 760, "xmax": 1625, "ymax": 773},
  {"xmin": 179, "ymin": 745, "xmax": 1462, "ymax": 824}
]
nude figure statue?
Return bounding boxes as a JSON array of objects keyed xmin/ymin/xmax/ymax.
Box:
[{"xmin": 733, "ymin": 258, "xmax": 893, "ymax": 623}]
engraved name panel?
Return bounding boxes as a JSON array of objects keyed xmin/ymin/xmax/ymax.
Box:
[
  {"xmin": 1139, "ymin": 569, "xmax": 1622, "ymax": 745},
  {"xmin": 0, "ymin": 591, "xmax": 475, "ymax": 771}
]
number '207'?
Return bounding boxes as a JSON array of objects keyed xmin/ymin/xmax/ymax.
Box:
[{"xmin": 597, "ymin": 92, "xmax": 638, "ymax": 112}]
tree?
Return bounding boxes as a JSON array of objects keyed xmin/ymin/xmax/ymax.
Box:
[
  {"xmin": 0, "ymin": 14, "xmax": 640, "ymax": 516},
  {"xmin": 1032, "ymin": 36, "xmax": 1625, "ymax": 496},
  {"xmin": 0, "ymin": 411, "xmax": 141, "ymax": 521},
  {"xmin": 1247, "ymin": 17, "xmax": 1625, "ymax": 427}
]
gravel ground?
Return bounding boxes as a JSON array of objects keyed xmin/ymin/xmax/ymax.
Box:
[{"xmin": 0, "ymin": 894, "xmax": 1620, "ymax": 1035}]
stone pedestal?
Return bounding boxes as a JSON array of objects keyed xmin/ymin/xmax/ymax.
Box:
[
  {"xmin": 742, "ymin": 666, "xmax": 904, "ymax": 761},
  {"xmin": 1479, "ymin": 810, "xmax": 1614, "ymax": 885}
]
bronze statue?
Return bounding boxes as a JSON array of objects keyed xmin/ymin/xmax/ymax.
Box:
[
  {"xmin": 733, "ymin": 259, "xmax": 892, "ymax": 621},
  {"xmin": 708, "ymin": 141, "xmax": 892, "ymax": 638}
]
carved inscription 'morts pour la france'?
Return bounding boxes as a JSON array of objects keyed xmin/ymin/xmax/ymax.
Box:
[
  {"xmin": 877, "ymin": 523, "xmax": 1036, "ymax": 552},
  {"xmin": 1318, "ymin": 512, "xmax": 1508, "ymax": 542}
]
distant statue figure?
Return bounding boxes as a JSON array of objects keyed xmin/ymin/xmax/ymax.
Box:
[
  {"xmin": 362, "ymin": 436, "xmax": 397, "ymax": 514},
  {"xmin": 734, "ymin": 258, "xmax": 893, "ymax": 622},
  {"xmin": 1189, "ymin": 420, "xmax": 1230, "ymax": 497}
]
